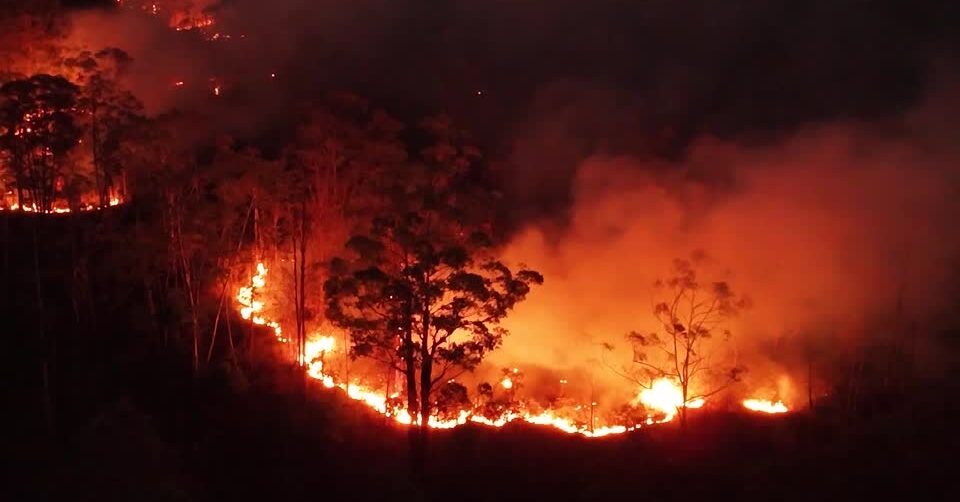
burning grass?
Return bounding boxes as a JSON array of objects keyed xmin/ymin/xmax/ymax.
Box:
[{"xmin": 236, "ymin": 262, "xmax": 791, "ymax": 438}]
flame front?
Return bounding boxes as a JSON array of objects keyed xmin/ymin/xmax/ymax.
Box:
[
  {"xmin": 742, "ymin": 399, "xmax": 789, "ymax": 414},
  {"xmin": 1, "ymin": 195, "xmax": 124, "ymax": 214},
  {"xmin": 235, "ymin": 261, "xmax": 788, "ymax": 437},
  {"xmin": 634, "ymin": 378, "xmax": 706, "ymax": 422},
  {"xmin": 236, "ymin": 263, "xmax": 284, "ymax": 342}
]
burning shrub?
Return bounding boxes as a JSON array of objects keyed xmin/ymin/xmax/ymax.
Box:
[{"xmin": 433, "ymin": 381, "xmax": 471, "ymax": 421}]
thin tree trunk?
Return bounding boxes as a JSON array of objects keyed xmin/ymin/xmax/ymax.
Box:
[
  {"xmin": 225, "ymin": 308, "xmax": 239, "ymax": 371},
  {"xmin": 419, "ymin": 307, "xmax": 432, "ymax": 427},
  {"xmin": 292, "ymin": 234, "xmax": 300, "ymax": 359},
  {"xmin": 207, "ymin": 284, "xmax": 228, "ymax": 364},
  {"xmin": 299, "ymin": 199, "xmax": 307, "ymax": 368},
  {"xmin": 207, "ymin": 198, "xmax": 255, "ymax": 364},
  {"xmin": 32, "ymin": 220, "xmax": 53, "ymax": 434},
  {"xmin": 70, "ymin": 232, "xmax": 81, "ymax": 325},
  {"xmin": 294, "ymin": 198, "xmax": 308, "ymax": 397},
  {"xmin": 680, "ymin": 348, "xmax": 690, "ymax": 428},
  {"xmin": 2, "ymin": 215, "xmax": 8, "ymax": 311},
  {"xmin": 91, "ymin": 100, "xmax": 104, "ymax": 207},
  {"xmin": 175, "ymin": 203, "xmax": 200, "ymax": 374}
]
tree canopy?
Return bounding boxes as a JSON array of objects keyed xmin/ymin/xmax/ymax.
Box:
[{"xmin": 324, "ymin": 118, "xmax": 543, "ymax": 428}]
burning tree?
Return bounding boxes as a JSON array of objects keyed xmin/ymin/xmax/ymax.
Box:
[
  {"xmin": 324, "ymin": 117, "xmax": 543, "ymax": 433},
  {"xmin": 619, "ymin": 255, "xmax": 749, "ymax": 426},
  {"xmin": 0, "ymin": 74, "xmax": 82, "ymax": 211},
  {"xmin": 282, "ymin": 95, "xmax": 406, "ymax": 370},
  {"xmin": 67, "ymin": 48, "xmax": 143, "ymax": 207}
]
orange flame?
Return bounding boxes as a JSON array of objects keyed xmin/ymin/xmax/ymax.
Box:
[
  {"xmin": 634, "ymin": 378, "xmax": 706, "ymax": 422},
  {"xmin": 742, "ymin": 399, "xmax": 789, "ymax": 414},
  {"xmin": 235, "ymin": 261, "xmax": 788, "ymax": 437}
]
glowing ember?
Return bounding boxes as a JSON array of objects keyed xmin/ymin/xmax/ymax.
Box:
[
  {"xmin": 500, "ymin": 376, "xmax": 513, "ymax": 389},
  {"xmin": 742, "ymin": 399, "xmax": 789, "ymax": 414}
]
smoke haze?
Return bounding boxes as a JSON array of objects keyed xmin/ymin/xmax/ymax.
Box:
[{"xmin": 59, "ymin": 0, "xmax": 960, "ymax": 405}]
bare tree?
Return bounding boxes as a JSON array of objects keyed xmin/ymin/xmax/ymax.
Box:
[{"xmin": 614, "ymin": 254, "xmax": 749, "ymax": 426}]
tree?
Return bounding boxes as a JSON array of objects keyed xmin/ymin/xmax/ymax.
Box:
[
  {"xmin": 620, "ymin": 254, "xmax": 749, "ymax": 426},
  {"xmin": 282, "ymin": 94, "xmax": 406, "ymax": 373},
  {"xmin": 432, "ymin": 381, "xmax": 471, "ymax": 421},
  {"xmin": 66, "ymin": 48, "xmax": 143, "ymax": 207},
  {"xmin": 117, "ymin": 112, "xmax": 226, "ymax": 373},
  {"xmin": 0, "ymin": 74, "xmax": 81, "ymax": 211},
  {"xmin": 324, "ymin": 117, "xmax": 543, "ymax": 434}
]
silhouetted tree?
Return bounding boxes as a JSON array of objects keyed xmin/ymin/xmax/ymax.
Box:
[
  {"xmin": 0, "ymin": 74, "xmax": 81, "ymax": 211},
  {"xmin": 282, "ymin": 95, "xmax": 407, "ymax": 371},
  {"xmin": 67, "ymin": 48, "xmax": 143, "ymax": 207},
  {"xmin": 324, "ymin": 117, "xmax": 543, "ymax": 436},
  {"xmin": 432, "ymin": 381, "xmax": 470, "ymax": 421},
  {"xmin": 620, "ymin": 254, "xmax": 748, "ymax": 426}
]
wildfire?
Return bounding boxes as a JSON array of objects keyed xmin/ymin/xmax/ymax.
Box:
[
  {"xmin": 175, "ymin": 16, "xmax": 215, "ymax": 32},
  {"xmin": 236, "ymin": 263, "xmax": 285, "ymax": 342},
  {"xmin": 742, "ymin": 399, "xmax": 789, "ymax": 414},
  {"xmin": 234, "ymin": 261, "xmax": 789, "ymax": 438},
  {"xmin": 1, "ymin": 196, "xmax": 124, "ymax": 214},
  {"xmin": 635, "ymin": 378, "xmax": 706, "ymax": 421},
  {"xmin": 303, "ymin": 335, "xmax": 336, "ymax": 379}
]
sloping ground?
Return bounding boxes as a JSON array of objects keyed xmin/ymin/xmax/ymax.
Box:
[{"xmin": 3, "ymin": 211, "xmax": 959, "ymax": 501}]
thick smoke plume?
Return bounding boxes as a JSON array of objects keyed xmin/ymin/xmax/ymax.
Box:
[
  {"xmin": 492, "ymin": 78, "xmax": 960, "ymax": 407},
  {"xmin": 57, "ymin": 1, "xmax": 960, "ymax": 408}
]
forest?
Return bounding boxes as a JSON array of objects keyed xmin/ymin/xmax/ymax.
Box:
[{"xmin": 4, "ymin": 1, "xmax": 960, "ymax": 501}]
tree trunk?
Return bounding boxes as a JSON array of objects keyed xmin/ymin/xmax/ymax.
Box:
[
  {"xmin": 206, "ymin": 283, "xmax": 228, "ymax": 364},
  {"xmin": 91, "ymin": 99, "xmax": 104, "ymax": 207},
  {"xmin": 32, "ymin": 220, "xmax": 53, "ymax": 434},
  {"xmin": 299, "ymin": 198, "xmax": 307, "ymax": 368},
  {"xmin": 404, "ymin": 332, "xmax": 422, "ymax": 484},
  {"xmin": 419, "ymin": 351, "xmax": 432, "ymax": 427},
  {"xmin": 2, "ymin": 215, "xmax": 8, "ymax": 310},
  {"xmin": 292, "ymin": 235, "xmax": 299, "ymax": 354},
  {"xmin": 680, "ymin": 382, "xmax": 688, "ymax": 428},
  {"xmin": 225, "ymin": 309, "xmax": 239, "ymax": 371},
  {"xmin": 175, "ymin": 202, "xmax": 200, "ymax": 374},
  {"xmin": 403, "ymin": 336, "xmax": 418, "ymax": 419},
  {"xmin": 419, "ymin": 309, "xmax": 433, "ymax": 427},
  {"xmin": 680, "ymin": 348, "xmax": 690, "ymax": 429}
]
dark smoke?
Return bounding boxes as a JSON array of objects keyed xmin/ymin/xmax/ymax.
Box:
[{"xmin": 59, "ymin": 0, "xmax": 960, "ymax": 405}]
